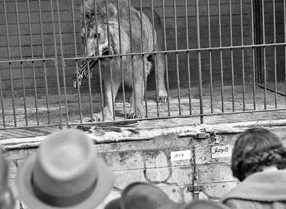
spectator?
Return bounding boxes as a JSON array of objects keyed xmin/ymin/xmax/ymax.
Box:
[
  {"xmin": 0, "ymin": 149, "xmax": 17, "ymax": 209},
  {"xmin": 119, "ymin": 182, "xmax": 184, "ymax": 209},
  {"xmin": 15, "ymin": 129, "xmax": 114, "ymax": 209},
  {"xmin": 221, "ymin": 127, "xmax": 286, "ymax": 209},
  {"xmin": 182, "ymin": 200, "xmax": 229, "ymax": 209}
]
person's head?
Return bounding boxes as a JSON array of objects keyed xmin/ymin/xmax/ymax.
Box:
[
  {"xmin": 0, "ymin": 149, "xmax": 17, "ymax": 209},
  {"xmin": 16, "ymin": 129, "xmax": 114, "ymax": 209},
  {"xmin": 181, "ymin": 200, "xmax": 227, "ymax": 209},
  {"xmin": 231, "ymin": 127, "xmax": 286, "ymax": 181},
  {"xmin": 120, "ymin": 182, "xmax": 182, "ymax": 209},
  {"xmin": 182, "ymin": 200, "xmax": 229, "ymax": 209}
]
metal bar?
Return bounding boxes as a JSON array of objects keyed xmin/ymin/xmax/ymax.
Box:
[
  {"xmin": 284, "ymin": 0, "xmax": 286, "ymax": 107},
  {"xmin": 14, "ymin": 0, "xmax": 28, "ymax": 126},
  {"xmin": 0, "ymin": 72, "xmax": 5, "ymax": 128},
  {"xmin": 150, "ymin": 0, "xmax": 160, "ymax": 117},
  {"xmin": 71, "ymin": 0, "xmax": 83, "ymax": 123},
  {"xmin": 272, "ymin": 0, "xmax": 277, "ymax": 109},
  {"xmin": 38, "ymin": 0, "xmax": 51, "ymax": 125},
  {"xmin": 26, "ymin": 0, "xmax": 40, "ymax": 125},
  {"xmin": 105, "ymin": 0, "xmax": 116, "ymax": 121},
  {"xmin": 127, "ymin": 0, "xmax": 137, "ymax": 118},
  {"xmin": 251, "ymin": 0, "xmax": 257, "ymax": 110},
  {"xmin": 138, "ymin": 1, "xmax": 148, "ymax": 118},
  {"xmin": 92, "ymin": 1, "xmax": 105, "ymax": 121},
  {"xmin": 229, "ymin": 0, "xmax": 235, "ymax": 112},
  {"xmin": 196, "ymin": 0, "xmax": 203, "ymax": 123},
  {"xmin": 56, "ymin": 0, "xmax": 70, "ymax": 126},
  {"xmin": 117, "ymin": 0, "xmax": 127, "ymax": 119},
  {"xmin": 50, "ymin": 0, "xmax": 63, "ymax": 128},
  {"xmin": 63, "ymin": 42, "xmax": 286, "ymax": 60},
  {"xmin": 0, "ymin": 58, "xmax": 56, "ymax": 64},
  {"xmin": 162, "ymin": 0, "xmax": 171, "ymax": 117},
  {"xmin": 218, "ymin": 0, "xmax": 224, "ymax": 113},
  {"xmin": 64, "ymin": 108, "xmax": 286, "ymax": 127},
  {"xmin": 173, "ymin": 0, "xmax": 181, "ymax": 116},
  {"xmin": 184, "ymin": 0, "xmax": 192, "ymax": 115},
  {"xmin": 262, "ymin": 0, "xmax": 267, "ymax": 110},
  {"xmin": 207, "ymin": 0, "xmax": 213, "ymax": 114},
  {"xmin": 6, "ymin": 0, "xmax": 17, "ymax": 127},
  {"xmin": 240, "ymin": 0, "xmax": 246, "ymax": 111}
]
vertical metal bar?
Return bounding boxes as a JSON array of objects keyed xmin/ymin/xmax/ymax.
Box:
[
  {"xmin": 38, "ymin": 0, "xmax": 51, "ymax": 124},
  {"xmin": 82, "ymin": 0, "xmax": 95, "ymax": 121},
  {"xmin": 92, "ymin": 0, "xmax": 105, "ymax": 121},
  {"xmin": 138, "ymin": 0, "xmax": 148, "ymax": 118},
  {"xmin": 0, "ymin": 72, "xmax": 5, "ymax": 128},
  {"xmin": 56, "ymin": 0, "xmax": 70, "ymax": 126},
  {"xmin": 162, "ymin": 0, "xmax": 171, "ymax": 116},
  {"xmin": 284, "ymin": 0, "xmax": 286, "ymax": 107},
  {"xmin": 184, "ymin": 0, "xmax": 192, "ymax": 115},
  {"xmin": 207, "ymin": 0, "xmax": 213, "ymax": 114},
  {"xmin": 50, "ymin": 0, "xmax": 63, "ymax": 128},
  {"xmin": 229, "ymin": 0, "xmax": 235, "ymax": 112},
  {"xmin": 128, "ymin": 0, "xmax": 137, "ymax": 118},
  {"xmin": 262, "ymin": 0, "xmax": 267, "ymax": 109},
  {"xmin": 71, "ymin": 0, "xmax": 83, "ymax": 123},
  {"xmin": 6, "ymin": 0, "xmax": 17, "ymax": 127},
  {"xmin": 251, "ymin": 0, "xmax": 256, "ymax": 110},
  {"xmin": 196, "ymin": 0, "xmax": 204, "ymax": 123},
  {"xmin": 105, "ymin": 0, "xmax": 116, "ymax": 121},
  {"xmin": 15, "ymin": 0, "xmax": 28, "ymax": 126},
  {"xmin": 218, "ymin": 0, "xmax": 224, "ymax": 113},
  {"xmin": 173, "ymin": 0, "xmax": 181, "ymax": 116},
  {"xmin": 117, "ymin": 0, "xmax": 127, "ymax": 119},
  {"xmin": 150, "ymin": 0, "xmax": 160, "ymax": 117},
  {"xmin": 272, "ymin": 0, "xmax": 277, "ymax": 109},
  {"xmin": 26, "ymin": 0, "xmax": 40, "ymax": 125},
  {"xmin": 240, "ymin": 0, "xmax": 246, "ymax": 111}
]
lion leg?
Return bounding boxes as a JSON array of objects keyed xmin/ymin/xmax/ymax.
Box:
[
  {"xmin": 154, "ymin": 53, "xmax": 168, "ymax": 103},
  {"xmin": 128, "ymin": 74, "xmax": 145, "ymax": 119},
  {"xmin": 94, "ymin": 78, "xmax": 121, "ymax": 121}
]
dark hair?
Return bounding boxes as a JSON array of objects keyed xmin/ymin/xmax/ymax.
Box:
[{"xmin": 231, "ymin": 127, "xmax": 286, "ymax": 181}]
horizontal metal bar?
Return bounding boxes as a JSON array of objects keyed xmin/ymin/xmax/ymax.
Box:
[
  {"xmin": 0, "ymin": 58, "xmax": 56, "ymax": 64},
  {"xmin": 61, "ymin": 108, "xmax": 286, "ymax": 127},
  {"xmin": 63, "ymin": 42, "xmax": 286, "ymax": 61}
]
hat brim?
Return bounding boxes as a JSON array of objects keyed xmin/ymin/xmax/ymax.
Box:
[{"xmin": 16, "ymin": 153, "xmax": 114, "ymax": 209}]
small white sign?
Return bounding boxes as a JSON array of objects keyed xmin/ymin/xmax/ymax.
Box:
[
  {"xmin": 211, "ymin": 145, "xmax": 232, "ymax": 159},
  {"xmin": 171, "ymin": 150, "xmax": 191, "ymax": 161}
]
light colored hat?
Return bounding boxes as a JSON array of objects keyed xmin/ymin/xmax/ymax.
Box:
[
  {"xmin": 120, "ymin": 182, "xmax": 184, "ymax": 209},
  {"xmin": 16, "ymin": 129, "xmax": 114, "ymax": 209}
]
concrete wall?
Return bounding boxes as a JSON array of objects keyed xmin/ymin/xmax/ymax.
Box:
[{"xmin": 4, "ymin": 124, "xmax": 286, "ymax": 208}]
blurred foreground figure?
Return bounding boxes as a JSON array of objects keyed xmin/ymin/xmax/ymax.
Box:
[
  {"xmin": 182, "ymin": 200, "xmax": 229, "ymax": 209},
  {"xmin": 16, "ymin": 129, "xmax": 114, "ymax": 209},
  {"xmin": 221, "ymin": 127, "xmax": 286, "ymax": 209},
  {"xmin": 105, "ymin": 182, "xmax": 184, "ymax": 209},
  {"xmin": 0, "ymin": 150, "xmax": 17, "ymax": 209}
]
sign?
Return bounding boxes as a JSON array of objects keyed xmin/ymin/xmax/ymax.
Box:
[
  {"xmin": 170, "ymin": 150, "xmax": 191, "ymax": 161},
  {"xmin": 211, "ymin": 145, "xmax": 232, "ymax": 159}
]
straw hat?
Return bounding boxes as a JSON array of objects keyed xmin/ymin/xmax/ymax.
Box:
[{"xmin": 16, "ymin": 129, "xmax": 114, "ymax": 209}]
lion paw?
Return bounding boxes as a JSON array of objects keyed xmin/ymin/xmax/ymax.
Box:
[
  {"xmin": 128, "ymin": 108, "xmax": 144, "ymax": 119},
  {"xmin": 91, "ymin": 109, "xmax": 113, "ymax": 121},
  {"xmin": 157, "ymin": 89, "xmax": 168, "ymax": 103}
]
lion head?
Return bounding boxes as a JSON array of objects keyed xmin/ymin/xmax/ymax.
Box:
[{"xmin": 80, "ymin": 0, "xmax": 131, "ymax": 62}]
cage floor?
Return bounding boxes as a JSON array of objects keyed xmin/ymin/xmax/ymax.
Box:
[{"xmin": 1, "ymin": 84, "xmax": 286, "ymax": 139}]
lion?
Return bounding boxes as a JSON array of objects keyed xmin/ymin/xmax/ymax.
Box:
[{"xmin": 76, "ymin": 0, "xmax": 167, "ymax": 120}]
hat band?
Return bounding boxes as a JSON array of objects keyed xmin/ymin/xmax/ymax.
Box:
[{"xmin": 31, "ymin": 175, "xmax": 97, "ymax": 207}]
